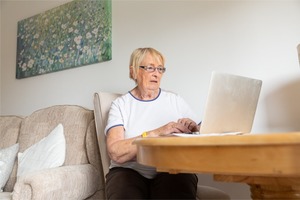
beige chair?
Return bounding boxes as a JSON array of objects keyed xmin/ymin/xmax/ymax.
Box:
[{"xmin": 93, "ymin": 92, "xmax": 231, "ymax": 200}]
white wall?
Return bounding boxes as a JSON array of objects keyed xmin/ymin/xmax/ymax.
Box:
[
  {"xmin": 0, "ymin": 1, "xmax": 2, "ymax": 111},
  {"xmin": 1, "ymin": 0, "xmax": 300, "ymax": 199}
]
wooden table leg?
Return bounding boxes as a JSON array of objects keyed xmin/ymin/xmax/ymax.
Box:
[
  {"xmin": 214, "ymin": 175, "xmax": 300, "ymax": 200},
  {"xmin": 250, "ymin": 184, "xmax": 300, "ymax": 199}
]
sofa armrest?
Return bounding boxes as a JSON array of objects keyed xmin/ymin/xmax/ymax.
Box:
[{"xmin": 12, "ymin": 164, "xmax": 101, "ymax": 200}]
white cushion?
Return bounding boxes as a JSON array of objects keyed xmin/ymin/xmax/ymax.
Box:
[
  {"xmin": 17, "ymin": 124, "xmax": 66, "ymax": 177},
  {"xmin": 0, "ymin": 144, "xmax": 19, "ymax": 192}
]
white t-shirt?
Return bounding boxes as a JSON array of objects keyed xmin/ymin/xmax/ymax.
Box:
[{"xmin": 105, "ymin": 89, "xmax": 200, "ymax": 178}]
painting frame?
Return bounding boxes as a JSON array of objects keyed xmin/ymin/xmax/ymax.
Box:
[{"xmin": 16, "ymin": 0, "xmax": 112, "ymax": 79}]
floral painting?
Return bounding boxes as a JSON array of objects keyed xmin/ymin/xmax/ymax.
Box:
[{"xmin": 16, "ymin": 0, "xmax": 112, "ymax": 79}]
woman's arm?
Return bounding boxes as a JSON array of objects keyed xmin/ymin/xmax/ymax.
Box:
[
  {"xmin": 106, "ymin": 121, "xmax": 194, "ymax": 164},
  {"xmin": 106, "ymin": 126, "xmax": 139, "ymax": 164}
]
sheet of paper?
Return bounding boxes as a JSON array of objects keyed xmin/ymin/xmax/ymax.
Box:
[{"xmin": 172, "ymin": 132, "xmax": 243, "ymax": 137}]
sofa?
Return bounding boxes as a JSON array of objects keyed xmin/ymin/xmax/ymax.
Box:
[{"xmin": 0, "ymin": 105, "xmax": 105, "ymax": 200}]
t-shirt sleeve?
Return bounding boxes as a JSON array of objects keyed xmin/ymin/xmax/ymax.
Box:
[{"xmin": 104, "ymin": 99, "xmax": 124, "ymax": 135}]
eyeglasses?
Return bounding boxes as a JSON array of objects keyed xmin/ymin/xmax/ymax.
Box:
[{"xmin": 139, "ymin": 66, "xmax": 166, "ymax": 74}]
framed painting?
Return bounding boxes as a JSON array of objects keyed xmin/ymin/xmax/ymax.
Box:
[{"xmin": 16, "ymin": 0, "xmax": 112, "ymax": 79}]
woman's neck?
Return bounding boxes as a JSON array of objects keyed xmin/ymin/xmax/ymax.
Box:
[{"xmin": 131, "ymin": 87, "xmax": 159, "ymax": 100}]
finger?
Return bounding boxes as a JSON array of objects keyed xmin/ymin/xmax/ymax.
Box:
[
  {"xmin": 188, "ymin": 121, "xmax": 196, "ymax": 127},
  {"xmin": 178, "ymin": 118, "xmax": 188, "ymax": 124},
  {"xmin": 173, "ymin": 123, "xmax": 191, "ymax": 133},
  {"xmin": 187, "ymin": 121, "xmax": 194, "ymax": 128},
  {"xmin": 183, "ymin": 121, "xmax": 194, "ymax": 129},
  {"xmin": 189, "ymin": 123, "xmax": 200, "ymax": 132},
  {"xmin": 177, "ymin": 119, "xmax": 187, "ymax": 128}
]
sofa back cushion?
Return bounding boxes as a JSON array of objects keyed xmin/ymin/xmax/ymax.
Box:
[
  {"xmin": 18, "ymin": 105, "xmax": 94, "ymax": 166},
  {"xmin": 0, "ymin": 116, "xmax": 22, "ymax": 149},
  {"xmin": 0, "ymin": 116, "xmax": 22, "ymax": 192}
]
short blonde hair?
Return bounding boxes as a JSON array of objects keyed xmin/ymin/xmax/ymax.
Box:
[{"xmin": 129, "ymin": 47, "xmax": 165, "ymax": 82}]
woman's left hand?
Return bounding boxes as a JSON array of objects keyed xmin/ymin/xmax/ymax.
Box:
[{"xmin": 177, "ymin": 118, "xmax": 199, "ymax": 132}]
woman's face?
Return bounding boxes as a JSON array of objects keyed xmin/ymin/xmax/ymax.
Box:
[{"xmin": 136, "ymin": 53, "xmax": 164, "ymax": 91}]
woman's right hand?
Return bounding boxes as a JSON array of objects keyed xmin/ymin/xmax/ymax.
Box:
[{"xmin": 147, "ymin": 121, "xmax": 191, "ymax": 137}]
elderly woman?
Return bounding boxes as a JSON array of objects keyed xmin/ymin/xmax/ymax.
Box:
[{"xmin": 105, "ymin": 47, "xmax": 200, "ymax": 199}]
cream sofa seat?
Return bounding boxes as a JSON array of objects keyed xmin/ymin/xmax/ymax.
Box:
[
  {"xmin": 0, "ymin": 105, "xmax": 105, "ymax": 200},
  {"xmin": 94, "ymin": 92, "xmax": 231, "ymax": 200},
  {"xmin": 0, "ymin": 192, "xmax": 12, "ymax": 200}
]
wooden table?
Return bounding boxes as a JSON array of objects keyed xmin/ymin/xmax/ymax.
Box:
[{"xmin": 134, "ymin": 132, "xmax": 300, "ymax": 199}]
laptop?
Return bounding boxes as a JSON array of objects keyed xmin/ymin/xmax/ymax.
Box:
[
  {"xmin": 174, "ymin": 71, "xmax": 262, "ymax": 136},
  {"xmin": 199, "ymin": 71, "xmax": 262, "ymax": 134}
]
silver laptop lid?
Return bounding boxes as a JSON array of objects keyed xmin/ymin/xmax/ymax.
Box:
[{"xmin": 200, "ymin": 71, "xmax": 262, "ymax": 134}]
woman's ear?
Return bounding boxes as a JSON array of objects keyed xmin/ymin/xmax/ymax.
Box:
[{"xmin": 130, "ymin": 66, "xmax": 136, "ymax": 80}]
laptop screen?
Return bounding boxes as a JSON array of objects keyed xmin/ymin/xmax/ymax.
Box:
[{"xmin": 200, "ymin": 72, "xmax": 262, "ymax": 134}]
